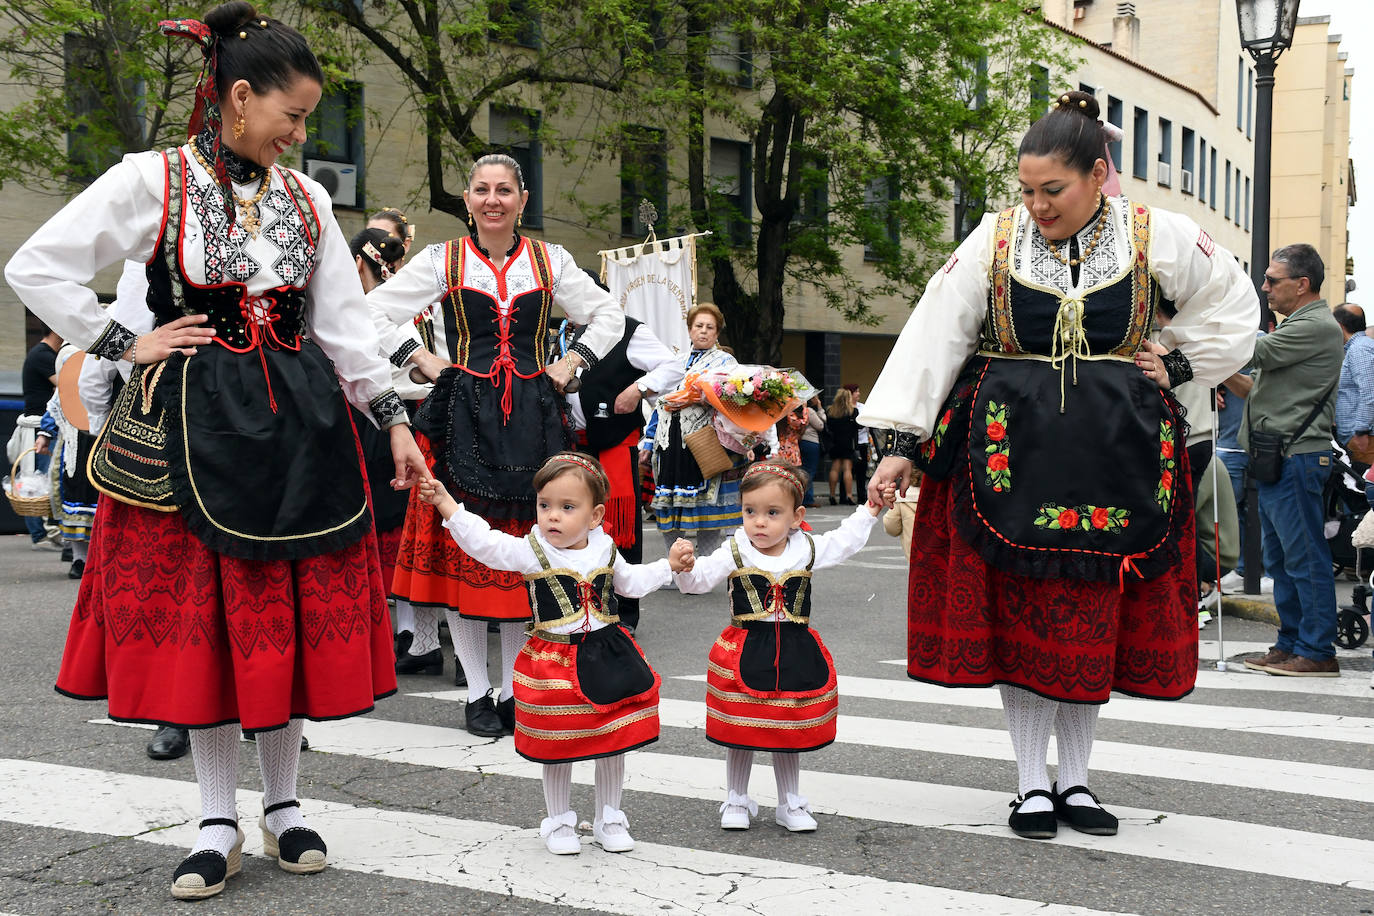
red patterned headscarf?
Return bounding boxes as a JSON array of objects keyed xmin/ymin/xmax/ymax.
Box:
[{"xmin": 159, "ymin": 17, "xmax": 234, "ymax": 218}]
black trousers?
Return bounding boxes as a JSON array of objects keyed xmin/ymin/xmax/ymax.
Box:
[{"xmin": 618, "ymin": 444, "xmax": 643, "ymax": 631}]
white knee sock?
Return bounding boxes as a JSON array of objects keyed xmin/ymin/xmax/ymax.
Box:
[
  {"xmin": 1054, "ymin": 702, "xmax": 1103, "ymax": 808},
  {"xmin": 189, "ymin": 725, "xmax": 240, "ymax": 855},
  {"xmin": 498, "ymin": 622, "xmax": 527, "ymax": 701},
  {"xmin": 594, "ymin": 755, "xmax": 628, "ymax": 834},
  {"xmin": 408, "ymin": 605, "xmax": 441, "ymax": 656},
  {"xmin": 393, "ymin": 599, "xmax": 415, "ymax": 635},
  {"xmin": 999, "ymin": 684, "xmax": 1056, "ymax": 813},
  {"xmin": 72, "ymin": 540, "xmax": 88, "ymax": 562},
  {"xmin": 257, "ymin": 720, "xmax": 307, "ymax": 836},
  {"xmin": 772, "ymin": 752, "xmax": 801, "ymax": 804},
  {"xmin": 449, "ymin": 613, "xmax": 490, "ymax": 701},
  {"xmin": 725, "ymin": 748, "xmax": 753, "ymax": 799}
]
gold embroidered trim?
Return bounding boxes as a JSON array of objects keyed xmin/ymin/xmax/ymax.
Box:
[
  {"xmin": 706, "ymin": 683, "xmax": 838, "ymax": 708},
  {"xmin": 714, "ymin": 636, "xmax": 739, "ymax": 653},
  {"xmin": 707, "ymin": 659, "xmax": 736, "ymax": 679},
  {"xmin": 705, "ymin": 707, "xmax": 838, "ymax": 730},
  {"xmin": 515, "ymin": 706, "xmax": 657, "ymax": 740},
  {"xmin": 515, "ymin": 700, "xmax": 597, "ymax": 716},
  {"xmin": 520, "ymin": 644, "xmax": 573, "ymax": 665},
  {"xmin": 726, "ymin": 535, "xmax": 814, "ymax": 622},
  {"xmin": 512, "ymin": 672, "xmax": 574, "ymax": 691}
]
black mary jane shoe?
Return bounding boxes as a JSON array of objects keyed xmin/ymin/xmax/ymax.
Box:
[
  {"xmin": 170, "ymin": 818, "xmax": 243, "ymax": 900},
  {"xmin": 395, "ymin": 647, "xmax": 443, "ymax": 676},
  {"xmin": 1008, "ymin": 789, "xmax": 1058, "ymax": 839},
  {"xmin": 1053, "ymin": 783, "xmax": 1119, "ymax": 836},
  {"xmin": 147, "ymin": 726, "xmax": 190, "ymax": 761},
  {"xmin": 497, "ymin": 695, "xmax": 516, "ymax": 735},
  {"xmin": 260, "ymin": 800, "xmax": 328, "ymax": 874},
  {"xmin": 465, "ymin": 691, "xmax": 505, "ymax": 737},
  {"xmin": 394, "ymin": 630, "xmax": 413, "ymax": 658}
]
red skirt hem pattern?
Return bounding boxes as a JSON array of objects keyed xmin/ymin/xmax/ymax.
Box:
[
  {"xmin": 512, "ymin": 631, "xmax": 661, "ymax": 764},
  {"xmin": 704, "ymin": 625, "xmax": 839, "ymax": 752},
  {"xmin": 906, "ymin": 475, "xmax": 1198, "ymax": 705},
  {"xmin": 55, "ymin": 497, "xmax": 398, "ymax": 732},
  {"xmin": 376, "ymin": 523, "xmax": 404, "ymax": 598},
  {"xmin": 391, "ymin": 484, "xmax": 533, "ymax": 621}
]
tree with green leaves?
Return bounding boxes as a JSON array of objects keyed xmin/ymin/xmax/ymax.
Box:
[
  {"xmin": 0, "ymin": 0, "xmax": 205, "ymax": 191},
  {"xmin": 630, "ymin": 0, "xmax": 1072, "ymax": 363}
]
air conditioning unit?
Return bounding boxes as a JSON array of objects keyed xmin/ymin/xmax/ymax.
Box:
[
  {"xmin": 304, "ymin": 159, "xmax": 359, "ymax": 208},
  {"xmin": 1180, "ymin": 169, "xmax": 1195, "ymax": 194},
  {"xmin": 1156, "ymin": 160, "xmax": 1171, "ymax": 188}
]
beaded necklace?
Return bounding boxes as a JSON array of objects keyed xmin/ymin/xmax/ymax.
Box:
[
  {"xmin": 189, "ymin": 140, "xmax": 271, "ymax": 239},
  {"xmin": 1044, "ymin": 196, "xmax": 1108, "ymax": 268}
]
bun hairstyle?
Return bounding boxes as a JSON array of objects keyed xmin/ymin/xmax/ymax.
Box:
[
  {"xmin": 468, "ymin": 153, "xmax": 525, "ymax": 191},
  {"xmin": 349, "ymin": 227, "xmax": 406, "ymax": 283},
  {"xmin": 1019, "ymin": 90, "xmax": 1107, "ymax": 175},
  {"xmin": 203, "ymin": 1, "xmax": 323, "ymax": 100}
]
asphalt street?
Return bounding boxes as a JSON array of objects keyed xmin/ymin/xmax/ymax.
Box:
[{"xmin": 0, "ymin": 504, "xmax": 1371, "ymax": 915}]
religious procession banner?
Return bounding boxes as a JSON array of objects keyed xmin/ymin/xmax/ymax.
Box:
[{"xmin": 600, "ymin": 233, "xmax": 700, "ymax": 354}]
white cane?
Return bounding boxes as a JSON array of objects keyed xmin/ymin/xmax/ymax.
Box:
[{"xmin": 1210, "ymin": 387, "xmax": 1229, "ymax": 672}]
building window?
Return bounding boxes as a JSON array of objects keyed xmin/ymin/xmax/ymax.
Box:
[
  {"xmin": 1030, "ymin": 65, "xmax": 1050, "ymax": 109},
  {"xmin": 1247, "ymin": 70, "xmax": 1255, "ymax": 138},
  {"xmin": 1237, "ymin": 57, "xmax": 1245, "ymax": 130},
  {"xmin": 1209, "ymin": 147, "xmax": 1218, "ymax": 209},
  {"xmin": 1234, "ymin": 170, "xmax": 1243, "ymax": 226},
  {"xmin": 1107, "ymin": 96, "xmax": 1124, "ymax": 173},
  {"xmin": 1198, "ymin": 139, "xmax": 1207, "ymax": 204},
  {"xmin": 799, "ymin": 156, "xmax": 829, "ymax": 227},
  {"xmin": 489, "ymin": 105, "xmax": 542, "ymax": 229},
  {"xmin": 303, "ymin": 81, "xmax": 365, "ymax": 209},
  {"xmin": 1132, "ymin": 107, "xmax": 1149, "ymax": 180},
  {"xmin": 620, "ymin": 126, "xmax": 667, "ymax": 237},
  {"xmin": 709, "ymin": 137, "xmax": 751, "ymax": 247},
  {"xmin": 1224, "ymin": 160, "xmax": 1232, "ymax": 219},
  {"xmin": 710, "ymin": 26, "xmax": 752, "ymax": 88},
  {"xmin": 489, "ymin": 0, "xmax": 539, "ymax": 49},
  {"xmin": 1157, "ymin": 117, "xmax": 1172, "ymax": 186},
  {"xmin": 1245, "ymin": 175, "xmax": 1252, "ymax": 231},
  {"xmin": 1181, "ymin": 127, "xmax": 1195, "ymax": 195},
  {"xmin": 863, "ymin": 173, "xmax": 899, "ymax": 262}
]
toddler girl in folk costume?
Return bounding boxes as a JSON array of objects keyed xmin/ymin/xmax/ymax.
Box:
[
  {"xmin": 417, "ymin": 452, "xmax": 693, "ymax": 855},
  {"xmin": 675, "ymin": 461, "xmax": 890, "ymax": 831}
]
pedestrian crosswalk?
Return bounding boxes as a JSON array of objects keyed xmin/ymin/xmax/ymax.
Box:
[{"xmin": 5, "ymin": 634, "xmax": 1373, "ymax": 913}]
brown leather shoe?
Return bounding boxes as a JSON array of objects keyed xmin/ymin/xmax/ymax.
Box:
[
  {"xmin": 1265, "ymin": 655, "xmax": 1340, "ymax": 677},
  {"xmin": 1242, "ymin": 647, "xmax": 1293, "ymax": 671}
]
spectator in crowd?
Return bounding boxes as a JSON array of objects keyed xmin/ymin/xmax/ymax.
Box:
[
  {"xmin": 846, "ymin": 384, "xmax": 872, "ymax": 499},
  {"xmin": 825, "ymin": 388, "xmax": 859, "ymax": 504},
  {"xmin": 1217, "ymin": 330, "xmax": 1271, "ymax": 594},
  {"xmin": 13, "ymin": 324, "xmax": 63, "ymax": 549},
  {"xmin": 1333, "ymin": 304, "xmax": 1374, "ymax": 466},
  {"xmin": 1239, "ymin": 244, "xmax": 1344, "ymax": 677},
  {"xmin": 799, "ymin": 395, "xmax": 824, "ymax": 507}
]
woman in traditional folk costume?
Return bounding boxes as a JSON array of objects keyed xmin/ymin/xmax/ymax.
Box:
[
  {"xmin": 368, "ymin": 154, "xmax": 624, "ymax": 737},
  {"xmin": 5, "ymin": 2, "xmax": 427, "ymax": 899},
  {"xmin": 676, "ymin": 461, "xmax": 884, "ymax": 833},
  {"xmin": 863, "ymin": 91, "xmax": 1257, "ymax": 839},
  {"xmin": 649, "ymin": 303, "xmax": 744, "ymax": 555},
  {"xmin": 417, "ymin": 453, "xmax": 692, "ymax": 855}
]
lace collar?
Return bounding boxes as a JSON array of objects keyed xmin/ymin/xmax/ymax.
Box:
[{"xmin": 193, "ymin": 131, "xmax": 266, "ymax": 184}]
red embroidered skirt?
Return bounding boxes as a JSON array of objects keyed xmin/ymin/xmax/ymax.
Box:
[
  {"xmin": 512, "ymin": 627, "xmax": 660, "ymax": 764},
  {"xmin": 55, "ymin": 497, "xmax": 397, "ymax": 732},
  {"xmin": 705, "ymin": 625, "xmax": 839, "ymax": 752},
  {"xmin": 376, "ymin": 523, "xmax": 404, "ymax": 599},
  {"xmin": 390, "ymin": 486, "xmax": 532, "ymax": 621},
  {"xmin": 906, "ymin": 475, "xmax": 1198, "ymax": 704}
]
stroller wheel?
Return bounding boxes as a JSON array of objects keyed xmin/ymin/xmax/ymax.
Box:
[{"xmin": 1335, "ymin": 606, "xmax": 1370, "ymax": 650}]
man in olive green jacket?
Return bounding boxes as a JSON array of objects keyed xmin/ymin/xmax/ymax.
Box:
[{"xmin": 1233, "ymin": 244, "xmax": 1342, "ymax": 677}]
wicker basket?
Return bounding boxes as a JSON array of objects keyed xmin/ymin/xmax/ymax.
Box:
[
  {"xmin": 684, "ymin": 425, "xmax": 733, "ymax": 479},
  {"xmin": 6, "ymin": 447, "xmax": 50, "ymax": 518}
]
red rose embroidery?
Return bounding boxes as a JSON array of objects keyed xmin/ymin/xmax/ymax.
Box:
[
  {"xmin": 1161, "ymin": 469, "xmax": 1174, "ymax": 490},
  {"xmin": 1091, "ymin": 507, "xmax": 1110, "ymax": 529},
  {"xmin": 988, "ymin": 453, "xmax": 1009, "ymax": 472},
  {"xmin": 1161, "ymin": 441, "xmax": 1174, "ymax": 459},
  {"xmin": 987, "ymin": 421, "xmax": 1006, "ymax": 442},
  {"xmin": 940, "ymin": 409, "xmax": 953, "ymax": 428},
  {"xmin": 1058, "ymin": 508, "xmax": 1080, "ymax": 529}
]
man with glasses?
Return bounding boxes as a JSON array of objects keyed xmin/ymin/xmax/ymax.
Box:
[{"xmin": 1235, "ymin": 244, "xmax": 1343, "ymax": 676}]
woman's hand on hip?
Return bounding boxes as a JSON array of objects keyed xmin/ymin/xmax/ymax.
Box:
[
  {"xmin": 868, "ymin": 455, "xmax": 914, "ymax": 505},
  {"xmin": 389, "ymin": 424, "xmax": 430, "ymax": 490},
  {"xmin": 1134, "ymin": 340, "xmax": 1170, "ymax": 389},
  {"xmin": 125, "ymin": 314, "xmax": 216, "ymax": 363},
  {"xmin": 545, "ymin": 355, "xmax": 582, "ymax": 394}
]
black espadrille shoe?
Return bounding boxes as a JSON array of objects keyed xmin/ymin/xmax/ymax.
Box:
[
  {"xmin": 259, "ymin": 801, "xmax": 327, "ymax": 874},
  {"xmin": 170, "ymin": 819, "xmax": 243, "ymax": 900}
]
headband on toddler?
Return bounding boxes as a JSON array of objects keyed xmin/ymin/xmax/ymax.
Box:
[
  {"xmin": 543, "ymin": 453, "xmax": 609, "ymax": 493},
  {"xmin": 744, "ymin": 462, "xmax": 805, "ymax": 502}
]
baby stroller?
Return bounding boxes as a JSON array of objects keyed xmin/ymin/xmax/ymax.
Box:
[{"xmin": 1330, "ymin": 441, "xmax": 1372, "ymax": 649}]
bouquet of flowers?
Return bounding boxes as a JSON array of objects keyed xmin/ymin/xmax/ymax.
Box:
[{"xmin": 662, "ymin": 365, "xmax": 817, "ymax": 454}]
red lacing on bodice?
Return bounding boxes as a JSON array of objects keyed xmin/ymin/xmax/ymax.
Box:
[
  {"xmin": 454, "ymin": 302, "xmax": 545, "ymax": 423},
  {"xmin": 212, "ymin": 291, "xmax": 302, "ymax": 413},
  {"xmin": 575, "ymin": 580, "xmax": 602, "ymax": 633}
]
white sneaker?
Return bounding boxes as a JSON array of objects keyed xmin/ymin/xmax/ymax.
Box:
[
  {"xmin": 1259, "ymin": 576, "xmax": 1275, "ymax": 594},
  {"xmin": 540, "ymin": 811, "xmax": 580, "ymax": 855},
  {"xmin": 1219, "ymin": 570, "xmax": 1245, "ymax": 592},
  {"xmin": 592, "ymin": 805, "xmax": 634, "ymax": 853},
  {"xmin": 29, "ymin": 538, "xmax": 61, "ymax": 552},
  {"xmin": 1198, "ymin": 610, "xmax": 1212, "ymax": 629},
  {"xmin": 719, "ymin": 791, "xmax": 757, "ymax": 830},
  {"xmin": 774, "ymin": 793, "xmax": 817, "ymax": 832}
]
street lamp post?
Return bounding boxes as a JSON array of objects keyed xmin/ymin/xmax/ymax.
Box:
[{"xmin": 1236, "ymin": 0, "xmax": 1301, "ymax": 595}]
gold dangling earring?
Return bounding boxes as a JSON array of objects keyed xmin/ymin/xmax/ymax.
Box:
[
  {"xmin": 516, "ymin": 212, "xmax": 522, "ymax": 229},
  {"xmin": 232, "ymin": 113, "xmax": 246, "ymax": 140},
  {"xmin": 467, "ymin": 210, "xmax": 474, "ymax": 228}
]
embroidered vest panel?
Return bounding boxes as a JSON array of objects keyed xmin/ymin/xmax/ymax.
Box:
[
  {"xmin": 439, "ymin": 237, "xmax": 553, "ymax": 374},
  {"xmin": 725, "ymin": 536, "xmax": 815, "ymax": 626},
  {"xmin": 524, "ymin": 535, "xmax": 620, "ymax": 630}
]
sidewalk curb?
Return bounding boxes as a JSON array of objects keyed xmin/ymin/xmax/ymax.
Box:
[{"xmin": 1220, "ymin": 594, "xmax": 1279, "ymax": 626}]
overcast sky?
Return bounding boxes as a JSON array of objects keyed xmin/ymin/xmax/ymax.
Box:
[{"xmin": 1297, "ymin": 0, "xmax": 1367, "ymax": 301}]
